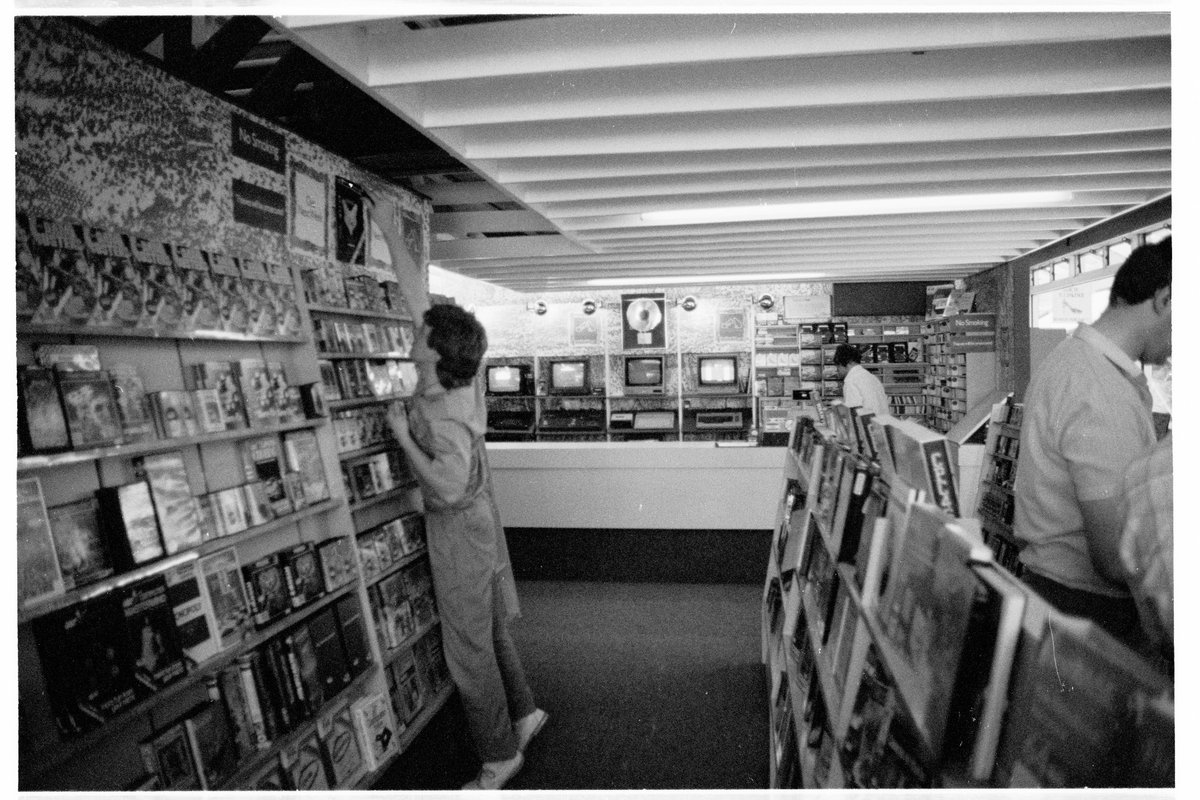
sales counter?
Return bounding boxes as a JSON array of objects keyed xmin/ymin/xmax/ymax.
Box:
[{"xmin": 486, "ymin": 441, "xmax": 788, "ymax": 531}]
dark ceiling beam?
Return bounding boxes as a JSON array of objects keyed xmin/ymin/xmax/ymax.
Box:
[
  {"xmin": 97, "ymin": 16, "xmax": 167, "ymax": 53},
  {"xmin": 242, "ymin": 44, "xmax": 325, "ymax": 118},
  {"xmin": 160, "ymin": 17, "xmax": 194, "ymax": 71},
  {"xmin": 185, "ymin": 16, "xmax": 272, "ymax": 93},
  {"xmin": 356, "ymin": 151, "xmax": 473, "ymax": 178}
]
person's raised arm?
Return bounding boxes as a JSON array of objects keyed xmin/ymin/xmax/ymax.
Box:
[{"xmin": 368, "ymin": 196, "xmax": 430, "ymax": 324}]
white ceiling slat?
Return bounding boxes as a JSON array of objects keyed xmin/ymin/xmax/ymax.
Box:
[
  {"xmin": 409, "ymin": 39, "xmax": 1168, "ymax": 127},
  {"xmin": 449, "ymin": 90, "xmax": 1170, "ymax": 160},
  {"xmin": 512, "ymin": 153, "xmax": 1172, "ymax": 204},
  {"xmin": 419, "ymin": 180, "xmax": 516, "ymax": 206},
  {"xmin": 572, "ymin": 207, "xmax": 1111, "ymax": 237},
  {"xmin": 449, "ymin": 248, "xmax": 1021, "ymax": 273},
  {"xmin": 491, "ymin": 131, "xmax": 1171, "ymax": 182},
  {"xmin": 359, "ymin": 13, "xmax": 1168, "ymax": 85},
  {"xmin": 431, "ymin": 234, "xmax": 592, "ymax": 262},
  {"xmin": 593, "ymin": 236, "xmax": 1051, "ymax": 254},
  {"xmin": 432, "ymin": 210, "xmax": 559, "ymax": 235},
  {"xmin": 534, "ymin": 179, "xmax": 1168, "ymax": 220},
  {"xmin": 277, "ymin": 13, "xmax": 1171, "ymax": 294}
]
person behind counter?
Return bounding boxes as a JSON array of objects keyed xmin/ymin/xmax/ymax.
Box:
[
  {"xmin": 1013, "ymin": 237, "xmax": 1171, "ymax": 648},
  {"xmin": 369, "ymin": 194, "xmax": 548, "ymax": 791},
  {"xmin": 832, "ymin": 343, "xmax": 889, "ymax": 418}
]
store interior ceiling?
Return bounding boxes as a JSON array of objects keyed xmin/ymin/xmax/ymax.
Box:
[{"xmin": 79, "ymin": 13, "xmax": 1170, "ymax": 293}]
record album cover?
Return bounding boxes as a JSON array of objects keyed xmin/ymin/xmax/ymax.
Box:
[
  {"xmin": 18, "ymin": 365, "xmax": 72, "ymax": 454},
  {"xmin": 121, "ymin": 575, "xmax": 188, "ymax": 693},
  {"xmin": 140, "ymin": 451, "xmax": 203, "ymax": 555},
  {"xmin": 18, "ymin": 476, "xmax": 65, "ymax": 606},
  {"xmin": 97, "ymin": 481, "xmax": 165, "ymax": 569},
  {"xmin": 57, "ymin": 369, "xmax": 124, "ymax": 449},
  {"xmin": 46, "ymin": 496, "xmax": 114, "ymax": 591}
]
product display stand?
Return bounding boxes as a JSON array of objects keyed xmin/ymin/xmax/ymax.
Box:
[{"xmin": 762, "ymin": 412, "xmax": 1174, "ymax": 789}]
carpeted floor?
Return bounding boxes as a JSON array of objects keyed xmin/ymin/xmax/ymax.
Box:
[{"xmin": 377, "ymin": 579, "xmax": 769, "ymax": 790}]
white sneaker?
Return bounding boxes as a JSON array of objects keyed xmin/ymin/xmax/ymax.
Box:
[
  {"xmin": 462, "ymin": 751, "xmax": 524, "ymax": 790},
  {"xmin": 515, "ymin": 708, "xmax": 549, "ymax": 751}
]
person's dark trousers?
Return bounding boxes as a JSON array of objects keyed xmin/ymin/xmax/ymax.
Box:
[{"xmin": 1021, "ymin": 570, "xmax": 1145, "ymax": 651}]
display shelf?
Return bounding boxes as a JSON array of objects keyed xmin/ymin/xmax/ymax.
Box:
[
  {"xmin": 365, "ymin": 546, "xmax": 430, "ymax": 590},
  {"xmin": 800, "ymin": 586, "xmax": 844, "ymax": 737},
  {"xmin": 17, "ymin": 322, "xmax": 308, "ymax": 344},
  {"xmin": 219, "ymin": 664, "xmax": 378, "ymax": 789},
  {"xmin": 349, "ymin": 484, "xmax": 419, "ymax": 516},
  {"xmin": 356, "ymin": 681, "xmax": 456, "ymax": 789},
  {"xmin": 17, "ymin": 418, "xmax": 327, "ymax": 472},
  {"xmin": 328, "ymin": 393, "xmax": 412, "ymax": 411},
  {"xmin": 338, "ymin": 442, "xmax": 397, "ymax": 462},
  {"xmin": 981, "ymin": 479, "xmax": 1014, "ymax": 496},
  {"xmin": 18, "ymin": 498, "xmax": 344, "ymax": 624},
  {"xmin": 856, "ymin": 607, "xmax": 939, "ymax": 768},
  {"xmin": 24, "ymin": 582, "xmax": 358, "ymax": 783},
  {"xmin": 381, "ymin": 618, "xmax": 442, "ymax": 668},
  {"xmin": 306, "ymin": 304, "xmax": 412, "ymax": 322},
  {"xmin": 317, "ymin": 351, "xmax": 413, "ymax": 361}
]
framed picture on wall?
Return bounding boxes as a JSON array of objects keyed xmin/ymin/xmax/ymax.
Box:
[
  {"xmin": 621, "ymin": 293, "xmax": 666, "ymax": 350},
  {"xmin": 334, "ymin": 177, "xmax": 367, "ymax": 265},
  {"xmin": 569, "ymin": 313, "xmax": 601, "ymax": 346},
  {"xmin": 290, "ymin": 160, "xmax": 327, "ymax": 254},
  {"xmin": 716, "ymin": 309, "xmax": 747, "ymax": 343}
]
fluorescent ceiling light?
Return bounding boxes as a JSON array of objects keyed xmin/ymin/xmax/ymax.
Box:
[
  {"xmin": 640, "ymin": 191, "xmax": 1075, "ymax": 225},
  {"xmin": 587, "ymin": 271, "xmax": 821, "ymax": 287}
]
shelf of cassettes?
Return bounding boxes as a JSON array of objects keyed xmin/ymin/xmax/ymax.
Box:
[
  {"xmin": 219, "ymin": 664, "xmax": 378, "ymax": 790},
  {"xmin": 17, "ymin": 322, "xmax": 308, "ymax": 344},
  {"xmin": 306, "ymin": 304, "xmax": 412, "ymax": 323},
  {"xmin": 356, "ymin": 680, "xmax": 456, "ymax": 790},
  {"xmin": 381, "ymin": 617, "xmax": 441, "ymax": 668},
  {"xmin": 799, "ymin": 583, "xmax": 846, "ymax": 730},
  {"xmin": 364, "ymin": 545, "xmax": 430, "ymax": 591},
  {"xmin": 349, "ymin": 483, "xmax": 419, "ymax": 516},
  {"xmin": 856, "ymin": 605, "xmax": 940, "ymax": 768},
  {"xmin": 26, "ymin": 581, "xmax": 359, "ymax": 782},
  {"xmin": 317, "ymin": 350, "xmax": 413, "ymax": 361},
  {"xmin": 17, "ymin": 498, "xmax": 344, "ymax": 625},
  {"xmin": 17, "ymin": 418, "xmax": 328, "ymax": 473},
  {"xmin": 328, "ymin": 393, "xmax": 413, "ymax": 411},
  {"xmin": 338, "ymin": 442, "xmax": 397, "ymax": 462}
]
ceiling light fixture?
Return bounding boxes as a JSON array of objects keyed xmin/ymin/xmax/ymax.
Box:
[
  {"xmin": 639, "ymin": 191, "xmax": 1075, "ymax": 225},
  {"xmin": 586, "ymin": 271, "xmax": 821, "ymax": 287}
]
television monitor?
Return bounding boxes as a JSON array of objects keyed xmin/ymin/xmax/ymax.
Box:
[
  {"xmin": 549, "ymin": 360, "xmax": 590, "ymax": 395},
  {"xmin": 698, "ymin": 355, "xmax": 739, "ymax": 389},
  {"xmin": 485, "ymin": 364, "xmax": 531, "ymax": 396},
  {"xmin": 624, "ymin": 356, "xmax": 664, "ymax": 394}
]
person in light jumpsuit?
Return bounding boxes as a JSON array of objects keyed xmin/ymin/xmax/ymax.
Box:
[{"xmin": 370, "ymin": 195, "xmax": 547, "ymax": 790}]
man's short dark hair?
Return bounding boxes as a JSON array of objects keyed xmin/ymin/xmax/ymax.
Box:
[
  {"xmin": 424, "ymin": 303, "xmax": 488, "ymax": 390},
  {"xmin": 1110, "ymin": 237, "xmax": 1171, "ymax": 307},
  {"xmin": 832, "ymin": 343, "xmax": 861, "ymax": 367}
]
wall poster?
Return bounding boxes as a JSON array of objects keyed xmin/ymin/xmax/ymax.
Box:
[
  {"xmin": 290, "ymin": 159, "xmax": 326, "ymax": 254},
  {"xmin": 621, "ymin": 293, "xmax": 666, "ymax": 350},
  {"xmin": 334, "ymin": 176, "xmax": 366, "ymax": 265},
  {"xmin": 569, "ymin": 313, "xmax": 602, "ymax": 346},
  {"xmin": 716, "ymin": 309, "xmax": 747, "ymax": 343}
]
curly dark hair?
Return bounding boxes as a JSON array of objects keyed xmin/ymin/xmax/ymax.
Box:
[
  {"xmin": 832, "ymin": 343, "xmax": 862, "ymax": 367},
  {"xmin": 1110, "ymin": 237, "xmax": 1171, "ymax": 307},
  {"xmin": 424, "ymin": 303, "xmax": 488, "ymax": 390}
]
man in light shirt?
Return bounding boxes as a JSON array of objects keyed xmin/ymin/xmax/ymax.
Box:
[
  {"xmin": 832, "ymin": 343, "xmax": 890, "ymax": 418},
  {"xmin": 1013, "ymin": 237, "xmax": 1171, "ymax": 648}
]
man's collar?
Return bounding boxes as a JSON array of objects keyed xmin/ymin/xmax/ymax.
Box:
[{"xmin": 1073, "ymin": 323, "xmax": 1143, "ymax": 379}]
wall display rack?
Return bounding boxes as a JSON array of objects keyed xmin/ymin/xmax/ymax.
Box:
[
  {"xmin": 482, "ymin": 353, "xmax": 755, "ymax": 443},
  {"xmin": 762, "ymin": 414, "xmax": 1173, "ymax": 790},
  {"xmin": 921, "ymin": 314, "xmax": 998, "ymax": 433},
  {"xmin": 974, "ymin": 398, "xmax": 1025, "ymax": 575},
  {"xmin": 17, "ymin": 214, "xmax": 453, "ymax": 792}
]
